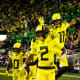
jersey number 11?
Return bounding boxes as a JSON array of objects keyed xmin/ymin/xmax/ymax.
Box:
[{"xmin": 59, "ymin": 31, "xmax": 65, "ymax": 43}]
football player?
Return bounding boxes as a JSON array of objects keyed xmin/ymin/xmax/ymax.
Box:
[
  {"xmin": 50, "ymin": 13, "xmax": 80, "ymax": 79},
  {"xmin": 19, "ymin": 24, "xmax": 66, "ymax": 80},
  {"xmin": 24, "ymin": 17, "xmax": 46, "ymax": 80},
  {"xmin": 6, "ymin": 42, "xmax": 28, "ymax": 80}
]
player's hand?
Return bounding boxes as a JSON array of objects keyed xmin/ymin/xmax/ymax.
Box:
[
  {"xmin": 5, "ymin": 71, "xmax": 9, "ymax": 76},
  {"xmin": 19, "ymin": 67, "xmax": 25, "ymax": 75}
]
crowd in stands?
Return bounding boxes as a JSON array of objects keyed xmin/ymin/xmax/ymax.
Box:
[{"xmin": 0, "ymin": 0, "xmax": 80, "ymax": 54}]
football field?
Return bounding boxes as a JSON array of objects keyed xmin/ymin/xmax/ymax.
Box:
[
  {"xmin": 0, "ymin": 67, "xmax": 80, "ymax": 80},
  {"xmin": 0, "ymin": 72, "xmax": 80, "ymax": 80}
]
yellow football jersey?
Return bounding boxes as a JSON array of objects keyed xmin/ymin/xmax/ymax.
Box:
[
  {"xmin": 9, "ymin": 51, "xmax": 24, "ymax": 70},
  {"xmin": 49, "ymin": 22, "xmax": 70, "ymax": 67},
  {"xmin": 9, "ymin": 52, "xmax": 28, "ymax": 80},
  {"xmin": 49, "ymin": 22, "xmax": 70, "ymax": 48},
  {"xmin": 30, "ymin": 37, "xmax": 62, "ymax": 67}
]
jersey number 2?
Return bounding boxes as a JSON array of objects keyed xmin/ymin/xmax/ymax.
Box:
[{"xmin": 40, "ymin": 46, "xmax": 48, "ymax": 61}]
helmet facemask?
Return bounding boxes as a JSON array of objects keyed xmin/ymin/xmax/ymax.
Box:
[
  {"xmin": 52, "ymin": 13, "xmax": 62, "ymax": 28},
  {"xmin": 54, "ymin": 19, "xmax": 62, "ymax": 28},
  {"xmin": 13, "ymin": 48, "xmax": 20, "ymax": 54},
  {"xmin": 36, "ymin": 26, "xmax": 49, "ymax": 39}
]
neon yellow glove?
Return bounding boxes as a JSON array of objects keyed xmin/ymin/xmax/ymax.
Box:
[{"xmin": 5, "ymin": 71, "xmax": 9, "ymax": 76}]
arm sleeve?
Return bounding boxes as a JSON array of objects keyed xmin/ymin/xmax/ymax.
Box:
[
  {"xmin": 30, "ymin": 40, "xmax": 37, "ymax": 55},
  {"xmin": 54, "ymin": 47, "xmax": 62, "ymax": 57},
  {"xmin": 52, "ymin": 38, "xmax": 63, "ymax": 49},
  {"xmin": 65, "ymin": 22, "xmax": 70, "ymax": 29}
]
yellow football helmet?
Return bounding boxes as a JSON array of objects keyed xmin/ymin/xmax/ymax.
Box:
[
  {"xmin": 13, "ymin": 42, "xmax": 21, "ymax": 49},
  {"xmin": 52, "ymin": 13, "xmax": 62, "ymax": 21}
]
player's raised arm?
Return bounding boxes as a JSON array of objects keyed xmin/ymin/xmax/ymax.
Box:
[
  {"xmin": 24, "ymin": 54, "xmax": 34, "ymax": 66},
  {"xmin": 19, "ymin": 39, "xmax": 37, "ymax": 71},
  {"xmin": 69, "ymin": 18, "xmax": 80, "ymax": 26},
  {"xmin": 19, "ymin": 50, "xmax": 35, "ymax": 79}
]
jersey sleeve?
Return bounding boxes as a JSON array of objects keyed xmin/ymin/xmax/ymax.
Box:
[
  {"xmin": 52, "ymin": 38, "xmax": 63, "ymax": 49},
  {"xmin": 9, "ymin": 52, "xmax": 14, "ymax": 59},
  {"xmin": 65, "ymin": 22, "xmax": 70, "ymax": 29},
  {"xmin": 30, "ymin": 39, "xmax": 37, "ymax": 55}
]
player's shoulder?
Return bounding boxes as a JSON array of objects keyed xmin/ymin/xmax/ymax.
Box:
[
  {"xmin": 20, "ymin": 51, "xmax": 24, "ymax": 56},
  {"xmin": 8, "ymin": 51, "xmax": 15, "ymax": 60},
  {"xmin": 9, "ymin": 52, "xmax": 14, "ymax": 57}
]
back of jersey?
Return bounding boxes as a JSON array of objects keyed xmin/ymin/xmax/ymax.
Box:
[{"xmin": 36, "ymin": 38, "xmax": 62, "ymax": 67}]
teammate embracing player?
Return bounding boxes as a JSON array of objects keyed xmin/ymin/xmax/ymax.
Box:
[
  {"xmin": 19, "ymin": 13, "xmax": 80, "ymax": 80},
  {"xmin": 19, "ymin": 22, "xmax": 67, "ymax": 80},
  {"xmin": 49, "ymin": 13, "xmax": 80, "ymax": 79}
]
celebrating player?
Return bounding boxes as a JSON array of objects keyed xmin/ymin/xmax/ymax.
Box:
[
  {"xmin": 19, "ymin": 24, "xmax": 66, "ymax": 80},
  {"xmin": 50, "ymin": 13, "xmax": 80, "ymax": 79}
]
